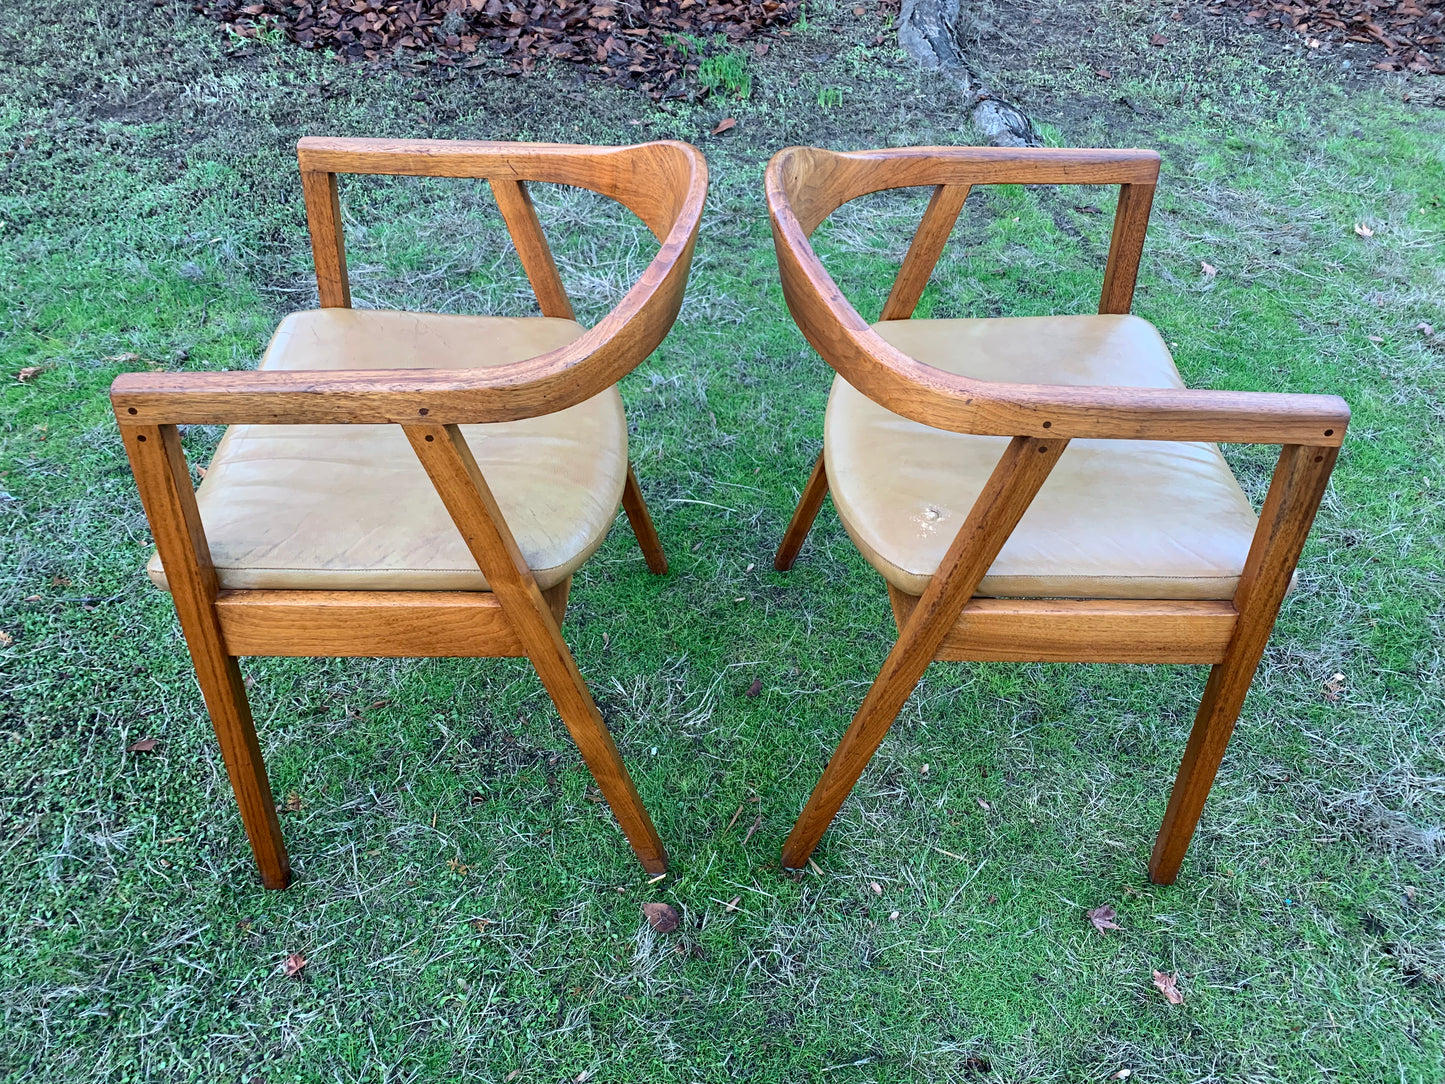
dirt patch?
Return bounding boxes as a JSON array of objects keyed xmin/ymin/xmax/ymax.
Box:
[
  {"xmin": 201, "ymin": 0, "xmax": 800, "ymax": 97},
  {"xmin": 1208, "ymin": 0, "xmax": 1444, "ymax": 73}
]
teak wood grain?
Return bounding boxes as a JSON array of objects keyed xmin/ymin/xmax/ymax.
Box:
[
  {"xmin": 622, "ymin": 462, "xmax": 668, "ymax": 575},
  {"xmin": 773, "ymin": 450, "xmax": 828, "ymax": 571},
  {"xmin": 300, "ymin": 168, "xmax": 350, "ymax": 309},
  {"xmin": 111, "ymin": 139, "xmax": 707, "ymax": 427},
  {"xmin": 113, "ymin": 138, "xmax": 696, "ymax": 886},
  {"xmin": 879, "ymin": 183, "xmax": 970, "ymax": 322},
  {"xmin": 781, "ymin": 436, "xmax": 1067, "ymax": 869},
  {"xmin": 769, "ymin": 142, "xmax": 1347, "ymax": 883},
  {"xmin": 489, "ymin": 177, "xmax": 575, "ymax": 320},
  {"xmin": 213, "ymin": 583, "xmax": 572, "ymax": 657},
  {"xmin": 1099, "ymin": 181, "xmax": 1155, "ymax": 315},
  {"xmin": 766, "ymin": 145, "xmax": 1348, "ymax": 445},
  {"xmin": 885, "ymin": 589, "xmax": 1239, "ymax": 664},
  {"xmin": 119, "ymin": 424, "xmax": 290, "ymax": 889},
  {"xmin": 405, "ymin": 423, "xmax": 667, "ymax": 873},
  {"xmin": 1149, "ymin": 443, "xmax": 1339, "ymax": 883}
]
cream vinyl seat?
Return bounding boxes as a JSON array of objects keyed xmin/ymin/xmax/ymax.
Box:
[
  {"xmin": 825, "ymin": 314, "xmax": 1260, "ymax": 600},
  {"xmin": 147, "ymin": 308, "xmax": 626, "ymax": 593}
]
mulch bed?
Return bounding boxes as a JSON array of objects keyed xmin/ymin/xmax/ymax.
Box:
[
  {"xmin": 1207, "ymin": 0, "xmax": 1444, "ymax": 72},
  {"xmin": 199, "ymin": 0, "xmax": 801, "ymax": 97}
]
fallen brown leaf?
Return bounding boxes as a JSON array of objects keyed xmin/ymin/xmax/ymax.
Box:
[
  {"xmin": 1416, "ymin": 322, "xmax": 1434, "ymax": 336},
  {"xmin": 282, "ymin": 952, "xmax": 307, "ymax": 978},
  {"xmin": 725, "ymin": 798, "xmax": 747, "ymax": 830},
  {"xmin": 1094, "ymin": 68, "xmax": 1112, "ymax": 79},
  {"xmin": 1200, "ymin": 261, "xmax": 1218, "ymax": 278},
  {"xmin": 1087, "ymin": 903, "xmax": 1123, "ymax": 934},
  {"xmin": 1149, "ymin": 33, "xmax": 1168, "ymax": 45},
  {"xmin": 711, "ymin": 117, "xmax": 736, "ymax": 135},
  {"xmin": 103, "ymin": 352, "xmax": 140, "ymax": 363},
  {"xmin": 281, "ymin": 791, "xmax": 303, "ymax": 812},
  {"xmin": 1353, "ymin": 223, "xmax": 1374, "ymax": 238},
  {"xmin": 977, "ymin": 797, "xmax": 991, "ymax": 811},
  {"xmin": 642, "ymin": 901, "xmax": 679, "ymax": 933},
  {"xmin": 725, "ymin": 895, "xmax": 741, "ymax": 912},
  {"xmin": 742, "ymin": 813, "xmax": 762, "ymax": 845},
  {"xmin": 127, "ymin": 737, "xmax": 158, "ymax": 752},
  {"xmin": 1153, "ymin": 970, "xmax": 1184, "ymax": 1004},
  {"xmin": 16, "ymin": 366, "xmax": 42, "ymax": 383},
  {"xmin": 745, "ymin": 676, "xmax": 762, "ymax": 698},
  {"xmin": 869, "ymin": 881, "xmax": 882, "ymax": 895},
  {"xmin": 0, "ymin": 630, "xmax": 12, "ymax": 647}
]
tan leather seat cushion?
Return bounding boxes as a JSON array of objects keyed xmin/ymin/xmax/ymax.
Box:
[
  {"xmin": 825, "ymin": 315, "xmax": 1260, "ymax": 600},
  {"xmin": 147, "ymin": 309, "xmax": 627, "ymax": 593}
]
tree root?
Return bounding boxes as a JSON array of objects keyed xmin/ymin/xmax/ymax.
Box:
[{"xmin": 897, "ymin": 0, "xmax": 1039, "ymax": 147}]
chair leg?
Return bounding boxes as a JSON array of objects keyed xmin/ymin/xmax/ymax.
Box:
[
  {"xmin": 782, "ymin": 436, "xmax": 1067, "ymax": 868},
  {"xmin": 192, "ymin": 651, "xmax": 292, "ymax": 889},
  {"xmin": 621, "ymin": 462, "xmax": 668, "ymax": 575},
  {"xmin": 407, "ymin": 424, "xmax": 668, "ymax": 874},
  {"xmin": 524, "ymin": 625, "xmax": 669, "ymax": 874},
  {"xmin": 774, "ymin": 450, "xmax": 828, "ymax": 571},
  {"xmin": 119, "ymin": 423, "xmax": 290, "ymax": 889},
  {"xmin": 780, "ymin": 614, "xmax": 941, "ymax": 868},
  {"xmin": 1148, "ymin": 443, "xmax": 1339, "ymax": 885},
  {"xmin": 1148, "ymin": 652, "xmax": 1259, "ymax": 885}
]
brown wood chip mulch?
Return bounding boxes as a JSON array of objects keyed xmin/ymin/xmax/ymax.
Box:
[
  {"xmin": 1208, "ymin": 0, "xmax": 1443, "ymax": 72},
  {"xmin": 198, "ymin": 0, "xmax": 801, "ymax": 97}
]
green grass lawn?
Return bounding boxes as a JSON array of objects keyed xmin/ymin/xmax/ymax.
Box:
[{"xmin": 2, "ymin": 1, "xmax": 1443, "ymax": 1080}]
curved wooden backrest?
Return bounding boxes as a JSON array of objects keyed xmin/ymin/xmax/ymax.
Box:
[
  {"xmin": 112, "ymin": 139, "xmax": 708, "ymax": 427},
  {"xmin": 767, "ymin": 145, "xmax": 1347, "ymax": 446}
]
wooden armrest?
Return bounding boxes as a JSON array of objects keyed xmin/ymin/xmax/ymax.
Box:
[
  {"xmin": 805, "ymin": 317, "xmax": 1348, "ymax": 446},
  {"xmin": 768, "ymin": 144, "xmax": 1346, "ymax": 445},
  {"xmin": 113, "ymin": 139, "xmax": 707, "ymax": 427},
  {"xmin": 936, "ymin": 379, "xmax": 1350, "ymax": 445},
  {"xmin": 111, "ymin": 294, "xmax": 684, "ymax": 428}
]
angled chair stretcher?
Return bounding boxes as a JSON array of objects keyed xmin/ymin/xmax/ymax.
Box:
[
  {"xmin": 766, "ymin": 144, "xmax": 1347, "ymax": 883},
  {"xmin": 113, "ymin": 138, "xmax": 707, "ymax": 887}
]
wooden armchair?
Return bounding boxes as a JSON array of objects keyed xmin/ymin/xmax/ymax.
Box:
[
  {"xmin": 112, "ymin": 138, "xmax": 707, "ymax": 888},
  {"xmin": 766, "ymin": 145, "xmax": 1348, "ymax": 883}
]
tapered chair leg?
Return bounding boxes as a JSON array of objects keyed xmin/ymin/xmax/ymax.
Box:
[
  {"xmin": 1149, "ymin": 444, "xmax": 1338, "ymax": 884},
  {"xmin": 408, "ymin": 425, "xmax": 668, "ymax": 874},
  {"xmin": 783, "ymin": 437, "xmax": 1067, "ymax": 868},
  {"xmin": 121, "ymin": 423, "xmax": 291, "ymax": 888},
  {"xmin": 193, "ymin": 654, "xmax": 292, "ymax": 888},
  {"xmin": 622, "ymin": 462, "xmax": 668, "ymax": 575},
  {"xmin": 1148, "ymin": 651, "xmax": 1258, "ymax": 885},
  {"xmin": 774, "ymin": 451, "xmax": 828, "ymax": 571}
]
